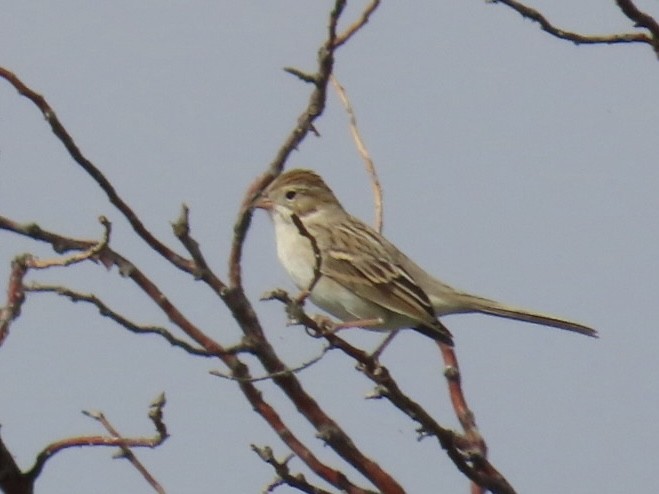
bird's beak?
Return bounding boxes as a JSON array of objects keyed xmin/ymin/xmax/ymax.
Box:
[{"xmin": 253, "ymin": 193, "xmax": 273, "ymax": 211}]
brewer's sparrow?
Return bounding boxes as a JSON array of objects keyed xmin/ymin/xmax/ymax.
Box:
[{"xmin": 254, "ymin": 169, "xmax": 597, "ymax": 346}]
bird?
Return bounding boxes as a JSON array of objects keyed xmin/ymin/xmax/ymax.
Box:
[{"xmin": 253, "ymin": 168, "xmax": 597, "ymax": 347}]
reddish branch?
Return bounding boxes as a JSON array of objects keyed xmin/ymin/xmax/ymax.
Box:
[
  {"xmin": 0, "ymin": 1, "xmax": 527, "ymax": 492},
  {"xmin": 440, "ymin": 344, "xmax": 485, "ymax": 454},
  {"xmin": 245, "ymin": 399, "xmax": 376, "ymax": 494},
  {"xmin": 0, "ymin": 217, "xmax": 109, "ymax": 345},
  {"xmin": 264, "ymin": 289, "xmax": 516, "ymax": 494},
  {"xmin": 440, "ymin": 343, "xmax": 493, "ymax": 494},
  {"xmin": 0, "ymin": 68, "xmax": 193, "ymax": 274},
  {"xmin": 329, "ymin": 31, "xmax": 497, "ymax": 493},
  {"xmin": 221, "ymin": 3, "xmax": 410, "ymax": 491},
  {"xmin": 0, "ymin": 11, "xmax": 392, "ymax": 487},
  {"xmin": 0, "ymin": 215, "xmax": 227, "ymax": 356},
  {"xmin": 1, "ymin": 217, "xmax": 389, "ymax": 493},
  {"xmin": 84, "ymin": 395, "xmax": 167, "ymax": 494},
  {"xmin": 227, "ymin": 0, "xmax": 346, "ymax": 289},
  {"xmin": 0, "ymin": 395, "xmax": 167, "ymax": 494},
  {"xmin": 252, "ymin": 445, "xmax": 350, "ymax": 494}
]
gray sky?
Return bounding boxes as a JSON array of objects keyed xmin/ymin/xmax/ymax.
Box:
[{"xmin": 1, "ymin": 2, "xmax": 658, "ymax": 493}]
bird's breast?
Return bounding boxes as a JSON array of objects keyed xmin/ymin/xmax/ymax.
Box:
[{"xmin": 272, "ymin": 214, "xmax": 318, "ymax": 290}]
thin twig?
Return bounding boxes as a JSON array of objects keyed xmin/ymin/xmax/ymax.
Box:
[
  {"xmin": 264, "ymin": 290, "xmax": 517, "ymax": 494},
  {"xmin": 210, "ymin": 345, "xmax": 331, "ymax": 382},
  {"xmin": 26, "ymin": 395, "xmax": 168, "ymax": 484},
  {"xmin": 228, "ymin": 0, "xmax": 355, "ymax": 289},
  {"xmin": 290, "ymin": 214, "xmax": 323, "ymax": 304},
  {"xmin": 0, "ymin": 215, "xmax": 231, "ymax": 356},
  {"xmin": 86, "ymin": 403, "xmax": 166, "ymax": 494},
  {"xmin": 334, "ymin": 0, "xmax": 381, "ymax": 48},
  {"xmin": 331, "ymin": 75, "xmax": 383, "ymax": 232},
  {"xmin": 1, "ymin": 212, "xmax": 380, "ymax": 493},
  {"xmin": 171, "ymin": 204, "xmax": 208, "ymax": 278},
  {"xmin": 26, "ymin": 283, "xmax": 212, "ymax": 356},
  {"xmin": 26, "ymin": 216, "xmax": 111, "ymax": 270},
  {"xmin": 252, "ymin": 445, "xmax": 344, "ymax": 494},
  {"xmin": 0, "ymin": 214, "xmax": 96, "ymax": 253},
  {"xmin": 0, "ymin": 217, "xmax": 111, "ymax": 346},
  {"xmin": 0, "ymin": 67, "xmax": 195, "ymax": 274},
  {"xmin": 224, "ymin": 3, "xmax": 411, "ymax": 491}
]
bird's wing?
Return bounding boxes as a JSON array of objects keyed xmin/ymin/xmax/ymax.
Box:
[
  {"xmin": 314, "ymin": 217, "xmax": 453, "ymax": 344},
  {"xmin": 322, "ymin": 247, "xmax": 438, "ymax": 327}
]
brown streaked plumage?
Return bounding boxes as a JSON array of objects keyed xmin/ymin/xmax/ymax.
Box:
[{"xmin": 255, "ymin": 169, "xmax": 597, "ymax": 346}]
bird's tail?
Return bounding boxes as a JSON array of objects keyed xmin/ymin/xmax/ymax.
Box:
[
  {"xmin": 414, "ymin": 320, "xmax": 454, "ymax": 346},
  {"xmin": 455, "ymin": 293, "xmax": 598, "ymax": 338}
]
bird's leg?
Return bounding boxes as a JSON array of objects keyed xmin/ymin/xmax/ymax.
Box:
[
  {"xmin": 330, "ymin": 317, "xmax": 385, "ymax": 331},
  {"xmin": 293, "ymin": 288, "xmax": 312, "ymax": 305},
  {"xmin": 309, "ymin": 316, "xmax": 398, "ymax": 359},
  {"xmin": 310, "ymin": 315, "xmax": 385, "ymax": 336},
  {"xmin": 370, "ymin": 330, "xmax": 400, "ymax": 360}
]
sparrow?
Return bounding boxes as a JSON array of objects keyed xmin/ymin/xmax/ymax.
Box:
[{"xmin": 254, "ymin": 169, "xmax": 597, "ymax": 346}]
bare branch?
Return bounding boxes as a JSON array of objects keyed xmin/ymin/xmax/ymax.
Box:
[
  {"xmin": 227, "ymin": 0, "xmax": 347, "ymax": 289},
  {"xmin": 85, "ymin": 396, "xmax": 167, "ymax": 494},
  {"xmin": 217, "ymin": 4, "xmax": 410, "ymax": 488},
  {"xmin": 0, "ymin": 217, "xmax": 110, "ymax": 345},
  {"xmin": 25, "ymin": 395, "xmax": 168, "ymax": 486},
  {"xmin": 331, "ymin": 75, "xmax": 383, "ymax": 232},
  {"xmin": 171, "ymin": 204, "xmax": 230, "ymax": 297},
  {"xmin": 26, "ymin": 283, "xmax": 212, "ymax": 357},
  {"xmin": 283, "ymin": 67, "xmax": 318, "ymax": 84},
  {"xmin": 440, "ymin": 344, "xmax": 483, "ymax": 451},
  {"xmin": 489, "ymin": 0, "xmax": 653, "ymax": 48},
  {"xmin": 252, "ymin": 445, "xmax": 347, "ymax": 494},
  {"xmin": 439, "ymin": 342, "xmax": 497, "ymax": 494},
  {"xmin": 0, "ymin": 214, "xmax": 228, "ymax": 357},
  {"xmin": 615, "ymin": 0, "xmax": 659, "ymax": 54},
  {"xmin": 242, "ymin": 382, "xmax": 380, "ymax": 494},
  {"xmin": 264, "ymin": 290, "xmax": 517, "ymax": 494},
  {"xmin": 0, "ymin": 256, "xmax": 28, "ymax": 346},
  {"xmin": 0, "ymin": 67, "xmax": 194, "ymax": 273},
  {"xmin": 2, "ymin": 210, "xmax": 397, "ymax": 491},
  {"xmin": 334, "ymin": 0, "xmax": 381, "ymax": 48},
  {"xmin": 0, "ymin": 2, "xmax": 543, "ymax": 492},
  {"xmin": 24, "ymin": 216, "xmax": 111, "ymax": 270},
  {"xmin": 0, "ymin": 214, "xmax": 96, "ymax": 253},
  {"xmin": 289, "ymin": 213, "xmax": 323, "ymax": 305},
  {"xmin": 210, "ymin": 345, "xmax": 331, "ymax": 382},
  {"xmin": 171, "ymin": 204, "xmax": 207, "ymax": 278},
  {"xmin": 0, "ymin": 427, "xmax": 32, "ymax": 494}
]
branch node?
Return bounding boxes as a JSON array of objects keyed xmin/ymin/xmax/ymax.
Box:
[
  {"xmin": 444, "ymin": 364, "xmax": 460, "ymax": 381},
  {"xmin": 171, "ymin": 203, "xmax": 190, "ymax": 238}
]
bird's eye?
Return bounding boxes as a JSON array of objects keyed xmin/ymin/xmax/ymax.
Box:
[{"xmin": 285, "ymin": 190, "xmax": 297, "ymax": 200}]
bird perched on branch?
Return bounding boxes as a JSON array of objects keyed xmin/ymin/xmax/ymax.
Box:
[{"xmin": 254, "ymin": 168, "xmax": 597, "ymax": 347}]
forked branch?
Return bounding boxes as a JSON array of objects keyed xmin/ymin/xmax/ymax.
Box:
[{"xmin": 490, "ymin": 0, "xmax": 658, "ymax": 55}]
